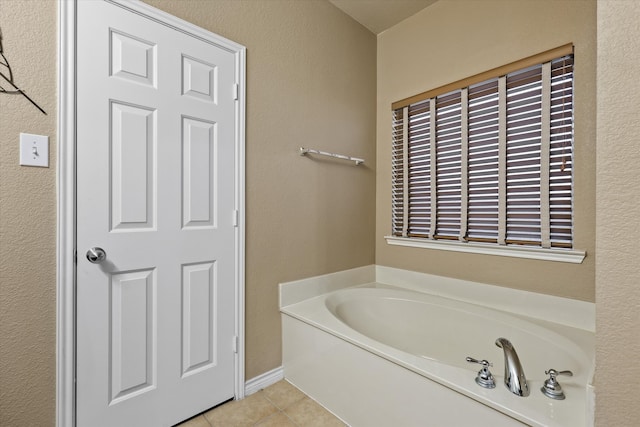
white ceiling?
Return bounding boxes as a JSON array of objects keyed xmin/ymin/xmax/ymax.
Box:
[{"xmin": 328, "ymin": 0, "xmax": 438, "ymax": 34}]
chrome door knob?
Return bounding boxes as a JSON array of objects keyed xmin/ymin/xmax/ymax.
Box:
[{"xmin": 86, "ymin": 247, "xmax": 107, "ymax": 264}]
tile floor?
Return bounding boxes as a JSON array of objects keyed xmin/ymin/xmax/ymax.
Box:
[{"xmin": 176, "ymin": 380, "xmax": 346, "ymax": 427}]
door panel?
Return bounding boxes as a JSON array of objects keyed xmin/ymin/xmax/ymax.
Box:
[
  {"xmin": 181, "ymin": 261, "xmax": 217, "ymax": 376},
  {"xmin": 110, "ymin": 29, "xmax": 157, "ymax": 87},
  {"xmin": 109, "ymin": 268, "xmax": 156, "ymax": 404},
  {"xmin": 182, "ymin": 55, "xmax": 217, "ymax": 102},
  {"xmin": 182, "ymin": 117, "xmax": 217, "ymax": 228},
  {"xmin": 76, "ymin": 2, "xmax": 238, "ymax": 426},
  {"xmin": 110, "ymin": 101, "xmax": 156, "ymax": 230}
]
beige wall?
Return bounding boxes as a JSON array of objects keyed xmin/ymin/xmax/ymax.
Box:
[
  {"xmin": 596, "ymin": 0, "xmax": 640, "ymax": 425},
  {"xmin": 0, "ymin": 0, "xmax": 58, "ymax": 426},
  {"xmin": 0, "ymin": 0, "xmax": 375, "ymax": 425},
  {"xmin": 376, "ymin": 0, "xmax": 597, "ymax": 301},
  {"xmin": 143, "ymin": 0, "xmax": 377, "ymax": 380}
]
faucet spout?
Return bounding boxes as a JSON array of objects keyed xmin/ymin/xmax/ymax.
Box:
[{"xmin": 495, "ymin": 338, "xmax": 529, "ymax": 397}]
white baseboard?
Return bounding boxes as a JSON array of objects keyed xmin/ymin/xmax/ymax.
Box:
[{"xmin": 244, "ymin": 366, "xmax": 284, "ymax": 396}]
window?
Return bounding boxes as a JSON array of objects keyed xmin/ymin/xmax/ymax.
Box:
[{"xmin": 389, "ymin": 45, "xmax": 585, "ymax": 263}]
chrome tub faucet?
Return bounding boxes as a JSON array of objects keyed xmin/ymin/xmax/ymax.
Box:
[{"xmin": 495, "ymin": 338, "xmax": 530, "ymax": 397}]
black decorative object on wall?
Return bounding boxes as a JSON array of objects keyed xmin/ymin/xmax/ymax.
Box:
[{"xmin": 0, "ymin": 27, "xmax": 47, "ymax": 115}]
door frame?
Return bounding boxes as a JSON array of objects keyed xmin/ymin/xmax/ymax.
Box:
[{"xmin": 56, "ymin": 1, "xmax": 246, "ymax": 425}]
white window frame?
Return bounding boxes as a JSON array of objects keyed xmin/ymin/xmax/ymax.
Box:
[
  {"xmin": 386, "ymin": 45, "xmax": 585, "ymax": 264},
  {"xmin": 385, "ymin": 235, "xmax": 585, "ymax": 263}
]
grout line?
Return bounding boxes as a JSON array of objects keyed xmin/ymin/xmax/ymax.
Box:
[
  {"xmin": 252, "ymin": 410, "xmax": 280, "ymax": 426},
  {"xmin": 282, "ymin": 410, "xmax": 302, "ymax": 427}
]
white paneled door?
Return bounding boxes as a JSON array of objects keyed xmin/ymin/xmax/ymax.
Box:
[{"xmin": 75, "ymin": 2, "xmax": 242, "ymax": 426}]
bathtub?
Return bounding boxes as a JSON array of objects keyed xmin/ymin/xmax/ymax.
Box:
[{"xmin": 280, "ymin": 266, "xmax": 595, "ymax": 427}]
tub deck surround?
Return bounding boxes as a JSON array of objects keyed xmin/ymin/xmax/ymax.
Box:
[
  {"xmin": 374, "ymin": 266, "xmax": 595, "ymax": 332},
  {"xmin": 279, "ymin": 266, "xmax": 595, "ymax": 427},
  {"xmin": 279, "ymin": 265, "xmax": 376, "ymax": 307}
]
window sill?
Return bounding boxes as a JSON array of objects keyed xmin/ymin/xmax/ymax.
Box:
[{"xmin": 385, "ymin": 236, "xmax": 586, "ymax": 264}]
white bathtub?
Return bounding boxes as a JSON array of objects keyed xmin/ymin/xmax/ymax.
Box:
[{"xmin": 280, "ymin": 266, "xmax": 595, "ymax": 427}]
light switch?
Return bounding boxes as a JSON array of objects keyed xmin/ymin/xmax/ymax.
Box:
[{"xmin": 20, "ymin": 133, "xmax": 49, "ymax": 167}]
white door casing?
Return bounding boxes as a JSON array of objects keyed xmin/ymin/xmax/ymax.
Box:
[{"xmin": 57, "ymin": 1, "xmax": 245, "ymax": 426}]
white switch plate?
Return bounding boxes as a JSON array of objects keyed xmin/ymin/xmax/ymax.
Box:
[{"xmin": 20, "ymin": 133, "xmax": 49, "ymax": 167}]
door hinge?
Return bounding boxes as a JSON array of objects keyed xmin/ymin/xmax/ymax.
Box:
[
  {"xmin": 74, "ymin": 250, "xmax": 77, "ymax": 264},
  {"xmin": 233, "ymin": 83, "xmax": 239, "ymax": 101},
  {"xmin": 233, "ymin": 209, "xmax": 239, "ymax": 227},
  {"xmin": 233, "ymin": 336, "xmax": 239, "ymax": 354}
]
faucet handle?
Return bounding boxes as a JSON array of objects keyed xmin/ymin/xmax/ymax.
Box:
[
  {"xmin": 466, "ymin": 357, "xmax": 496, "ymax": 389},
  {"xmin": 466, "ymin": 357, "xmax": 492, "ymax": 367},
  {"xmin": 545, "ymin": 369, "xmax": 573, "ymax": 379},
  {"xmin": 541, "ymin": 369, "xmax": 573, "ymax": 400}
]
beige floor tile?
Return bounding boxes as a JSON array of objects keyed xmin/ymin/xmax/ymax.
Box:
[
  {"xmin": 203, "ymin": 392, "xmax": 279, "ymax": 427},
  {"xmin": 284, "ymin": 397, "xmax": 346, "ymax": 427},
  {"xmin": 254, "ymin": 411, "xmax": 298, "ymax": 427},
  {"xmin": 176, "ymin": 414, "xmax": 211, "ymax": 427},
  {"xmin": 262, "ymin": 380, "xmax": 307, "ymax": 410}
]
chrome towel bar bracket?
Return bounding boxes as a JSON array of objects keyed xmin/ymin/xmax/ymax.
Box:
[{"xmin": 299, "ymin": 147, "xmax": 364, "ymax": 165}]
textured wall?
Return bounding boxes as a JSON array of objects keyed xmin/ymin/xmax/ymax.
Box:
[
  {"xmin": 595, "ymin": 0, "xmax": 640, "ymax": 425},
  {"xmin": 376, "ymin": 0, "xmax": 597, "ymax": 302},
  {"xmin": 0, "ymin": 4, "xmax": 374, "ymax": 425},
  {"xmin": 0, "ymin": 0, "xmax": 58, "ymax": 426}
]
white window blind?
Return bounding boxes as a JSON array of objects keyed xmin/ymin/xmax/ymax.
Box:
[{"xmin": 391, "ymin": 49, "xmax": 574, "ymax": 249}]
